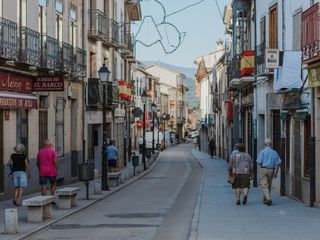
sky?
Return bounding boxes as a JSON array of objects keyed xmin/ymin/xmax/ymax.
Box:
[{"xmin": 133, "ymin": 0, "xmax": 230, "ymax": 68}]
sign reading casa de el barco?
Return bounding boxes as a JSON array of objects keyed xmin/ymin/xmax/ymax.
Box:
[{"xmin": 33, "ymin": 75, "xmax": 64, "ymax": 91}]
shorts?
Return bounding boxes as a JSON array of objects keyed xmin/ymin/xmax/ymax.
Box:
[
  {"xmin": 108, "ymin": 160, "xmax": 117, "ymax": 168},
  {"xmin": 233, "ymin": 174, "xmax": 250, "ymax": 189},
  {"xmin": 13, "ymin": 171, "xmax": 27, "ymax": 188},
  {"xmin": 39, "ymin": 176, "xmax": 56, "ymax": 185}
]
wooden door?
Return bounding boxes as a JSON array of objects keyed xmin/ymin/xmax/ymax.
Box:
[
  {"xmin": 269, "ymin": 4, "xmax": 278, "ymax": 48},
  {"xmin": 293, "ymin": 120, "xmax": 302, "ymax": 200}
]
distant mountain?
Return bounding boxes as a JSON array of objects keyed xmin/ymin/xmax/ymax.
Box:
[{"xmin": 142, "ymin": 61, "xmax": 196, "ymax": 79}]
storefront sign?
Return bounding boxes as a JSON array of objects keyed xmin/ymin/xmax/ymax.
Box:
[
  {"xmin": 308, "ymin": 67, "xmax": 320, "ymax": 88},
  {"xmin": 33, "ymin": 75, "xmax": 64, "ymax": 91},
  {"xmin": 0, "ymin": 72, "xmax": 33, "ymax": 93},
  {"xmin": 4, "ymin": 110, "xmax": 10, "ymax": 120},
  {"xmin": 0, "ymin": 94, "xmax": 37, "ymax": 109},
  {"xmin": 265, "ymin": 49, "xmax": 280, "ymax": 69}
]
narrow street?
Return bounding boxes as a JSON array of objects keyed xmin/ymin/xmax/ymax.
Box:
[{"xmin": 27, "ymin": 144, "xmax": 202, "ymax": 240}]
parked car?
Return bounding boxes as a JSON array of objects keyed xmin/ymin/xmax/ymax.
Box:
[{"xmin": 189, "ymin": 131, "xmax": 199, "ymax": 139}]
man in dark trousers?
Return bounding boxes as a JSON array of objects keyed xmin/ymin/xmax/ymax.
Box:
[{"xmin": 209, "ymin": 137, "xmax": 216, "ymax": 158}]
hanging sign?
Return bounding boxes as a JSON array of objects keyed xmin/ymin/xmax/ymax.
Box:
[
  {"xmin": 308, "ymin": 67, "xmax": 320, "ymax": 88},
  {"xmin": 265, "ymin": 49, "xmax": 280, "ymax": 69}
]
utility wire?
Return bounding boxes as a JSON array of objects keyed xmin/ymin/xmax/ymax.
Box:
[{"xmin": 166, "ymin": 0, "xmax": 206, "ymax": 18}]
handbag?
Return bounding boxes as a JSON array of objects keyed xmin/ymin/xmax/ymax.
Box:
[{"xmin": 228, "ymin": 173, "xmax": 235, "ymax": 184}]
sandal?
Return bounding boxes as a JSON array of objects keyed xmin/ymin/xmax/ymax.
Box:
[
  {"xmin": 13, "ymin": 199, "xmax": 18, "ymax": 206},
  {"xmin": 243, "ymin": 196, "xmax": 248, "ymax": 205}
]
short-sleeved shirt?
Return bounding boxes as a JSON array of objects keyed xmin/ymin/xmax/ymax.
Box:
[
  {"xmin": 228, "ymin": 152, "xmax": 253, "ymax": 175},
  {"xmin": 10, "ymin": 153, "xmax": 27, "ymax": 172},
  {"xmin": 37, "ymin": 146, "xmax": 57, "ymax": 176},
  {"xmin": 257, "ymin": 147, "xmax": 281, "ymax": 169},
  {"xmin": 107, "ymin": 145, "xmax": 118, "ymax": 161}
]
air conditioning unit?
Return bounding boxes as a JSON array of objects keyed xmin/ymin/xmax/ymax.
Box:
[{"xmin": 67, "ymin": 86, "xmax": 73, "ymax": 97}]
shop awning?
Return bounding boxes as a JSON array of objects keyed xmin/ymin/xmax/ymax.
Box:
[{"xmin": 0, "ymin": 92, "xmax": 38, "ymax": 109}]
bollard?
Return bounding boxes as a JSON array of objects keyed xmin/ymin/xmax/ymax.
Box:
[
  {"xmin": 94, "ymin": 179, "xmax": 102, "ymax": 194},
  {"xmin": 4, "ymin": 208, "xmax": 18, "ymax": 234}
]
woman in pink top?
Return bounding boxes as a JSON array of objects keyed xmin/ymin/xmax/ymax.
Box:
[{"xmin": 37, "ymin": 139, "xmax": 57, "ymax": 196}]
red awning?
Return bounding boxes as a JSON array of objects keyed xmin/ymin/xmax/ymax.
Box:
[{"xmin": 0, "ymin": 92, "xmax": 38, "ymax": 109}]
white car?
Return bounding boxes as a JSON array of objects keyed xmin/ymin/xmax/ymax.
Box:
[{"xmin": 189, "ymin": 131, "xmax": 199, "ymax": 139}]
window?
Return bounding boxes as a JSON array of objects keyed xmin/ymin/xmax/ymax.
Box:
[
  {"xmin": 304, "ymin": 117, "xmax": 311, "ymax": 178},
  {"xmin": 39, "ymin": 96, "xmax": 48, "ymax": 150},
  {"xmin": 292, "ymin": 10, "xmax": 302, "ymax": 51},
  {"xmin": 16, "ymin": 110, "xmax": 28, "ymax": 154},
  {"xmin": 69, "ymin": 4, "xmax": 77, "ymax": 47},
  {"xmin": 269, "ymin": 4, "xmax": 278, "ymax": 48},
  {"xmin": 260, "ymin": 17, "xmax": 266, "ymax": 45},
  {"xmin": 55, "ymin": 98, "xmax": 64, "ymax": 157},
  {"xmin": 55, "ymin": 1, "xmax": 63, "ymax": 43},
  {"xmin": 17, "ymin": 0, "xmax": 27, "ymax": 26}
]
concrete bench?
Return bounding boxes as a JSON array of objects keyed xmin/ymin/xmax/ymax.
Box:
[
  {"xmin": 56, "ymin": 187, "xmax": 80, "ymax": 209},
  {"xmin": 107, "ymin": 172, "xmax": 121, "ymax": 187},
  {"xmin": 23, "ymin": 196, "xmax": 55, "ymax": 222}
]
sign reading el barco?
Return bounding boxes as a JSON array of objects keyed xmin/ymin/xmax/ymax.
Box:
[{"xmin": 33, "ymin": 75, "xmax": 64, "ymax": 91}]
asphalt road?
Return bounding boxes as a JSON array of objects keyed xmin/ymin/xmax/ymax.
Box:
[{"xmin": 28, "ymin": 144, "xmax": 202, "ymax": 240}]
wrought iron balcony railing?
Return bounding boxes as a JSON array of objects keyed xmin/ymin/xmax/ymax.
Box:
[
  {"xmin": 20, "ymin": 26, "xmax": 41, "ymax": 66},
  {"xmin": 42, "ymin": 35, "xmax": 60, "ymax": 70},
  {"xmin": 76, "ymin": 47, "xmax": 86, "ymax": 76},
  {"xmin": 62, "ymin": 42, "xmax": 73, "ymax": 72},
  {"xmin": 0, "ymin": 17, "xmax": 18, "ymax": 60},
  {"xmin": 302, "ymin": 3, "xmax": 320, "ymax": 64},
  {"xmin": 111, "ymin": 20, "xmax": 120, "ymax": 45},
  {"xmin": 88, "ymin": 9, "xmax": 109, "ymax": 42},
  {"xmin": 230, "ymin": 54, "xmax": 241, "ymax": 79}
]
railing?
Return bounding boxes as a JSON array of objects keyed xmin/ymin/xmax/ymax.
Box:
[
  {"xmin": 62, "ymin": 42, "xmax": 73, "ymax": 72},
  {"xmin": 230, "ymin": 54, "xmax": 240, "ymax": 79},
  {"xmin": 88, "ymin": 9, "xmax": 109, "ymax": 42},
  {"xmin": 255, "ymin": 42, "xmax": 277, "ymax": 74},
  {"xmin": 76, "ymin": 47, "xmax": 86, "ymax": 76},
  {"xmin": 0, "ymin": 17, "xmax": 18, "ymax": 60},
  {"xmin": 20, "ymin": 27, "xmax": 41, "ymax": 66},
  {"xmin": 302, "ymin": 3, "xmax": 320, "ymax": 63},
  {"xmin": 111, "ymin": 20, "xmax": 120, "ymax": 45},
  {"xmin": 42, "ymin": 35, "xmax": 60, "ymax": 69}
]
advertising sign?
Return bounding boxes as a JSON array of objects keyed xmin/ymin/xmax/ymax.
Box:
[
  {"xmin": 33, "ymin": 75, "xmax": 64, "ymax": 91},
  {"xmin": 0, "ymin": 72, "xmax": 33, "ymax": 93},
  {"xmin": 265, "ymin": 49, "xmax": 280, "ymax": 69}
]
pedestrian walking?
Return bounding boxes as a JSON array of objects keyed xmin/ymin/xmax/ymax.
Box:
[
  {"xmin": 8, "ymin": 144, "xmax": 31, "ymax": 206},
  {"xmin": 37, "ymin": 139, "xmax": 57, "ymax": 196},
  {"xmin": 227, "ymin": 143, "xmax": 240, "ymax": 185},
  {"xmin": 107, "ymin": 140, "xmax": 118, "ymax": 171},
  {"xmin": 228, "ymin": 143, "xmax": 253, "ymax": 205},
  {"xmin": 209, "ymin": 137, "xmax": 216, "ymax": 158},
  {"xmin": 257, "ymin": 138, "xmax": 281, "ymax": 206},
  {"xmin": 138, "ymin": 137, "xmax": 144, "ymax": 154}
]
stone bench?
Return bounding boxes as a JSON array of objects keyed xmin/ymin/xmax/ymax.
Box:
[
  {"xmin": 23, "ymin": 195, "xmax": 56, "ymax": 222},
  {"xmin": 107, "ymin": 172, "xmax": 121, "ymax": 187},
  {"xmin": 56, "ymin": 187, "xmax": 80, "ymax": 209}
]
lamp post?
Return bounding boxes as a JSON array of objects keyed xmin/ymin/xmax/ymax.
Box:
[
  {"xmin": 141, "ymin": 89, "xmax": 147, "ymax": 170},
  {"xmin": 162, "ymin": 113, "xmax": 166, "ymax": 150},
  {"xmin": 157, "ymin": 109, "xmax": 161, "ymax": 150},
  {"xmin": 151, "ymin": 102, "xmax": 157, "ymax": 154},
  {"xmin": 98, "ymin": 64, "xmax": 110, "ymax": 191}
]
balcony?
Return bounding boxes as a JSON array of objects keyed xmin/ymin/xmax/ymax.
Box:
[
  {"xmin": 302, "ymin": 3, "xmax": 320, "ymax": 64},
  {"xmin": 88, "ymin": 9, "xmax": 110, "ymax": 43},
  {"xmin": 110, "ymin": 20, "xmax": 120, "ymax": 45},
  {"xmin": 62, "ymin": 42, "xmax": 73, "ymax": 72},
  {"xmin": 0, "ymin": 17, "xmax": 18, "ymax": 60},
  {"xmin": 76, "ymin": 47, "xmax": 86, "ymax": 76},
  {"xmin": 255, "ymin": 41, "xmax": 278, "ymax": 76},
  {"xmin": 42, "ymin": 35, "xmax": 60, "ymax": 70},
  {"xmin": 20, "ymin": 27, "xmax": 41, "ymax": 66}
]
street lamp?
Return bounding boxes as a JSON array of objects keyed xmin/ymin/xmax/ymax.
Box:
[
  {"xmin": 162, "ymin": 113, "xmax": 167, "ymax": 150},
  {"xmin": 141, "ymin": 89, "xmax": 148, "ymax": 170},
  {"xmin": 98, "ymin": 63, "xmax": 110, "ymax": 191},
  {"xmin": 151, "ymin": 102, "xmax": 157, "ymax": 154},
  {"xmin": 157, "ymin": 108, "xmax": 161, "ymax": 150}
]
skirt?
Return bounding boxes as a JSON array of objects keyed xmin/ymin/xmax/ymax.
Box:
[{"xmin": 233, "ymin": 174, "xmax": 250, "ymax": 189}]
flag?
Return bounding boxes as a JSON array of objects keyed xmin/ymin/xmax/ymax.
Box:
[{"xmin": 196, "ymin": 58, "xmax": 208, "ymax": 82}]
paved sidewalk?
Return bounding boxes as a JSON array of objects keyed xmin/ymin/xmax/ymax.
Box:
[
  {"xmin": 191, "ymin": 150, "xmax": 320, "ymax": 240},
  {"xmin": 0, "ymin": 152, "xmax": 159, "ymax": 240}
]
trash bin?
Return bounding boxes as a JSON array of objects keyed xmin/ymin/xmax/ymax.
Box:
[
  {"xmin": 132, "ymin": 155, "xmax": 139, "ymax": 167},
  {"xmin": 79, "ymin": 162, "xmax": 94, "ymax": 181}
]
